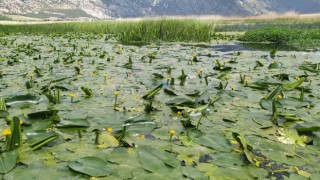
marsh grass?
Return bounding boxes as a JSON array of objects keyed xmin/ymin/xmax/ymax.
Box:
[
  {"xmin": 214, "ymin": 21, "xmax": 320, "ymax": 32},
  {"xmin": 212, "ymin": 12, "xmax": 320, "ymax": 32},
  {"xmin": 1, "ymin": 13, "xmax": 320, "ymax": 46},
  {"xmin": 0, "ymin": 15, "xmax": 11, "ymax": 21},
  {"xmin": 0, "ymin": 19, "xmax": 213, "ymax": 44},
  {"xmin": 241, "ymin": 27, "xmax": 320, "ymax": 49}
]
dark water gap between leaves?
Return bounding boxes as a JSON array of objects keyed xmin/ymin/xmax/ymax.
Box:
[{"xmin": 181, "ymin": 42, "xmax": 320, "ymax": 52}]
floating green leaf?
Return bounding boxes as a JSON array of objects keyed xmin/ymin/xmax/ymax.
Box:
[
  {"xmin": 56, "ymin": 118, "xmax": 90, "ymax": 128},
  {"xmin": 27, "ymin": 110, "xmax": 59, "ymax": 119},
  {"xmin": 6, "ymin": 94, "xmax": 41, "ymax": 106},
  {"xmin": 182, "ymin": 166, "xmax": 207, "ymax": 180},
  {"xmin": 283, "ymin": 77, "xmax": 305, "ymax": 90},
  {"xmin": 0, "ymin": 97, "xmax": 9, "ymax": 118},
  {"xmin": 189, "ymin": 130, "xmax": 232, "ymax": 152},
  {"xmin": 268, "ymin": 61, "xmax": 282, "ymax": 69},
  {"xmin": 138, "ymin": 145, "xmax": 180, "ymax": 173},
  {"xmin": 0, "ymin": 151, "xmax": 19, "ymax": 174},
  {"xmin": 142, "ymin": 84, "xmax": 163, "ymax": 100},
  {"xmin": 81, "ymin": 86, "xmax": 94, "ymax": 97},
  {"xmin": 68, "ymin": 156, "xmax": 112, "ymax": 177},
  {"xmin": 28, "ymin": 132, "xmax": 59, "ymax": 151},
  {"xmin": 5, "ymin": 117, "xmax": 22, "ymax": 151},
  {"xmin": 264, "ymin": 85, "xmax": 282, "ymax": 100}
]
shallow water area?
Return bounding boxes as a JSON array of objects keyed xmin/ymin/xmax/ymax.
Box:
[{"xmin": 0, "ymin": 35, "xmax": 320, "ymax": 179}]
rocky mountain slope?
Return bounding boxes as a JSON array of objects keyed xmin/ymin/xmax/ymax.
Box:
[{"xmin": 0, "ymin": 0, "xmax": 320, "ymax": 19}]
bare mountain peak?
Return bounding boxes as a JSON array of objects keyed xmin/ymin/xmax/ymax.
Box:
[{"xmin": 1, "ymin": 0, "xmax": 320, "ymax": 19}]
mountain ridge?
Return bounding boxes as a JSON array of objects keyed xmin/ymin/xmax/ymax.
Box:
[{"xmin": 1, "ymin": 0, "xmax": 320, "ymax": 19}]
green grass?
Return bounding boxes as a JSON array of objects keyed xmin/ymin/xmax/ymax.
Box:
[
  {"xmin": 213, "ymin": 17, "xmax": 320, "ymax": 32},
  {"xmin": 215, "ymin": 22, "xmax": 320, "ymax": 32},
  {"xmin": 240, "ymin": 27, "xmax": 320, "ymax": 49},
  {"xmin": 1, "ymin": 17, "xmax": 320, "ymax": 48},
  {"xmin": 0, "ymin": 15, "xmax": 12, "ymax": 21},
  {"xmin": 0, "ymin": 19, "xmax": 213, "ymax": 45}
]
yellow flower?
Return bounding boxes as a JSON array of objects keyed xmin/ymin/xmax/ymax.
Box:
[
  {"xmin": 107, "ymin": 127, "xmax": 113, "ymax": 132},
  {"xmin": 140, "ymin": 134, "xmax": 145, "ymax": 138},
  {"xmin": 177, "ymin": 111, "xmax": 182, "ymax": 116},
  {"xmin": 20, "ymin": 120, "xmax": 24, "ymax": 125},
  {"xmin": 220, "ymin": 67, "xmax": 224, "ymax": 70},
  {"xmin": 309, "ymin": 78, "xmax": 314, "ymax": 85},
  {"xmin": 91, "ymin": 73, "xmax": 96, "ymax": 77},
  {"xmin": 307, "ymin": 104, "xmax": 311, "ymax": 109},
  {"xmin": 2, "ymin": 129, "xmax": 11, "ymax": 136},
  {"xmin": 114, "ymin": 91, "xmax": 119, "ymax": 96},
  {"xmin": 69, "ymin": 93, "xmax": 76, "ymax": 97},
  {"xmin": 278, "ymin": 95, "xmax": 283, "ymax": 99},
  {"xmin": 295, "ymin": 77, "xmax": 300, "ymax": 80},
  {"xmin": 102, "ymin": 73, "xmax": 108, "ymax": 77},
  {"xmin": 169, "ymin": 129, "xmax": 176, "ymax": 134},
  {"xmin": 89, "ymin": 177, "xmax": 97, "ymax": 180},
  {"xmin": 79, "ymin": 70, "xmax": 84, "ymax": 73},
  {"xmin": 29, "ymin": 73, "xmax": 34, "ymax": 77},
  {"xmin": 77, "ymin": 61, "xmax": 81, "ymax": 65}
]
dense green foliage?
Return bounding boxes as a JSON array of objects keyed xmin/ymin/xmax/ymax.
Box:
[
  {"xmin": 0, "ymin": 19, "xmax": 213, "ymax": 44},
  {"xmin": 241, "ymin": 27, "xmax": 320, "ymax": 49},
  {"xmin": 215, "ymin": 21, "xmax": 320, "ymax": 32},
  {"xmin": 1, "ymin": 18, "xmax": 320, "ymax": 48},
  {"xmin": 215, "ymin": 18, "xmax": 320, "ymax": 32},
  {"xmin": 0, "ymin": 15, "xmax": 11, "ymax": 21},
  {"xmin": 241, "ymin": 27, "xmax": 300, "ymax": 44}
]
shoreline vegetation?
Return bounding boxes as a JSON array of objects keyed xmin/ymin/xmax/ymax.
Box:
[
  {"xmin": 1, "ymin": 11, "xmax": 320, "ymax": 179},
  {"xmin": 0, "ymin": 12, "xmax": 320, "ymax": 49}
]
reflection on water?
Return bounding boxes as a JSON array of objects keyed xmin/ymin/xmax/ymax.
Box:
[
  {"xmin": 212, "ymin": 42, "xmax": 301, "ymax": 52},
  {"xmin": 240, "ymin": 43, "xmax": 300, "ymax": 51},
  {"xmin": 211, "ymin": 43, "xmax": 247, "ymax": 52},
  {"xmin": 180, "ymin": 42, "xmax": 310, "ymax": 52}
]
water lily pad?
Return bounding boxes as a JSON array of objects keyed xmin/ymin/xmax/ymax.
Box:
[
  {"xmin": 164, "ymin": 87, "xmax": 178, "ymax": 96},
  {"xmin": 0, "ymin": 110, "xmax": 9, "ymax": 118},
  {"xmin": 68, "ymin": 156, "xmax": 112, "ymax": 177},
  {"xmin": 6, "ymin": 94, "xmax": 41, "ymax": 106},
  {"xmin": 166, "ymin": 98, "xmax": 197, "ymax": 108},
  {"xmin": 268, "ymin": 61, "xmax": 282, "ymax": 69},
  {"xmin": 2, "ymin": 167, "xmax": 36, "ymax": 180},
  {"xmin": 296, "ymin": 122, "xmax": 320, "ymax": 133},
  {"xmin": 1, "ymin": 33, "xmax": 320, "ymax": 178},
  {"xmin": 260, "ymin": 99, "xmax": 283, "ymax": 110},
  {"xmin": 0, "ymin": 151, "xmax": 19, "ymax": 174},
  {"xmin": 210, "ymin": 152, "xmax": 245, "ymax": 167},
  {"xmin": 182, "ymin": 166, "xmax": 207, "ymax": 180},
  {"xmin": 142, "ymin": 84, "xmax": 163, "ymax": 100},
  {"xmin": 137, "ymin": 145, "xmax": 180, "ymax": 173},
  {"xmin": 0, "ymin": 97, "xmax": 8, "ymax": 117},
  {"xmin": 188, "ymin": 130, "xmax": 232, "ymax": 152},
  {"xmin": 26, "ymin": 130, "xmax": 61, "ymax": 150},
  {"xmin": 27, "ymin": 110, "xmax": 59, "ymax": 119},
  {"xmin": 97, "ymin": 131, "xmax": 119, "ymax": 148},
  {"xmin": 283, "ymin": 78, "xmax": 305, "ymax": 90},
  {"xmin": 211, "ymin": 165, "xmax": 268, "ymax": 179},
  {"xmin": 56, "ymin": 118, "xmax": 90, "ymax": 128}
]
